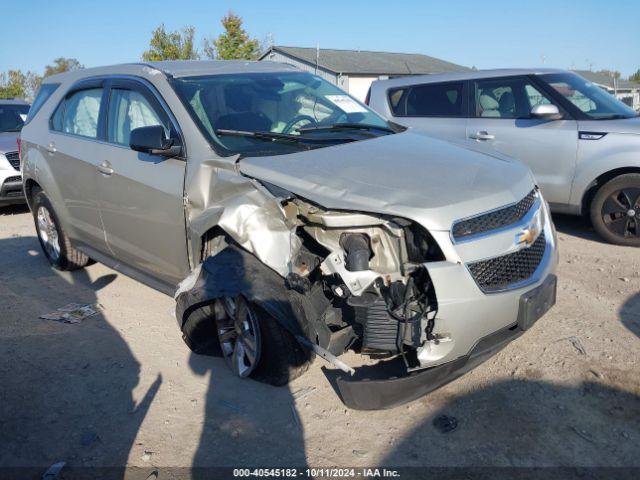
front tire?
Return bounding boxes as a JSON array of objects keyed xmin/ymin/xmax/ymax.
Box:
[
  {"xmin": 32, "ymin": 190, "xmax": 90, "ymax": 270},
  {"xmin": 216, "ymin": 296, "xmax": 311, "ymax": 386}
]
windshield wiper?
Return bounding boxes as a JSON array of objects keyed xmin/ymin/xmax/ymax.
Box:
[
  {"xmin": 215, "ymin": 129, "xmax": 356, "ymax": 146},
  {"xmin": 297, "ymin": 123, "xmax": 396, "ymax": 134}
]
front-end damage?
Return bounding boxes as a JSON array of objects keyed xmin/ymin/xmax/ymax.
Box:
[{"xmin": 175, "ymin": 168, "xmax": 453, "ymax": 407}]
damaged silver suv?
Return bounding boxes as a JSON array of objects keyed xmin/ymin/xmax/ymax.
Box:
[{"xmin": 20, "ymin": 61, "xmax": 558, "ymax": 409}]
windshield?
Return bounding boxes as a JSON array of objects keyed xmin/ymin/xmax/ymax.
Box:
[
  {"xmin": 540, "ymin": 72, "xmax": 638, "ymax": 120},
  {"xmin": 0, "ymin": 104, "xmax": 30, "ymax": 132},
  {"xmin": 172, "ymin": 71, "xmax": 392, "ymax": 156}
]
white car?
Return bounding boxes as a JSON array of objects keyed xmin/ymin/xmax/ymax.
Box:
[
  {"xmin": 0, "ymin": 99, "xmax": 30, "ymax": 206},
  {"xmin": 368, "ymin": 69, "xmax": 640, "ymax": 246}
]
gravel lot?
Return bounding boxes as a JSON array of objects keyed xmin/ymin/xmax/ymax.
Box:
[{"xmin": 1, "ymin": 205, "xmax": 639, "ymax": 475}]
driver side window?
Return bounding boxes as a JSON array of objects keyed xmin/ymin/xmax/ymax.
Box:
[
  {"xmin": 474, "ymin": 77, "xmax": 556, "ymax": 119},
  {"xmin": 107, "ymin": 88, "xmax": 171, "ymax": 146}
]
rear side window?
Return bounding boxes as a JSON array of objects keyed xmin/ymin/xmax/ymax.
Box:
[
  {"xmin": 388, "ymin": 82, "xmax": 464, "ymax": 117},
  {"xmin": 26, "ymin": 83, "xmax": 59, "ymax": 123},
  {"xmin": 51, "ymin": 88, "xmax": 103, "ymax": 139}
]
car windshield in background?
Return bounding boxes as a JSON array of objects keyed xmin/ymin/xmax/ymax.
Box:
[
  {"xmin": 172, "ymin": 71, "xmax": 393, "ymax": 156},
  {"xmin": 0, "ymin": 104, "xmax": 30, "ymax": 132},
  {"xmin": 540, "ymin": 72, "xmax": 639, "ymax": 120}
]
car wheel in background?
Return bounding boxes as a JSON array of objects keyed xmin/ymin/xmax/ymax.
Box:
[
  {"xmin": 590, "ymin": 173, "xmax": 640, "ymax": 247},
  {"xmin": 32, "ymin": 189, "xmax": 91, "ymax": 270}
]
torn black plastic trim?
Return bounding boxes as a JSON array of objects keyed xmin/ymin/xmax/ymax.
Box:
[
  {"xmin": 175, "ymin": 246, "xmax": 319, "ymax": 350},
  {"xmin": 332, "ymin": 322, "xmax": 524, "ymax": 410}
]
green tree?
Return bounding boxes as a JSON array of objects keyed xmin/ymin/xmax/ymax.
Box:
[
  {"xmin": 203, "ymin": 12, "xmax": 261, "ymax": 60},
  {"xmin": 142, "ymin": 25, "xmax": 199, "ymax": 61},
  {"xmin": 0, "ymin": 70, "xmax": 27, "ymax": 99},
  {"xmin": 630, "ymin": 69, "xmax": 640, "ymax": 83},
  {"xmin": 44, "ymin": 57, "xmax": 83, "ymax": 77}
]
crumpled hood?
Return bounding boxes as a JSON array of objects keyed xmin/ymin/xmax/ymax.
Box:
[
  {"xmin": 0, "ymin": 132, "xmax": 19, "ymax": 154},
  {"xmin": 239, "ymin": 131, "xmax": 535, "ymax": 232}
]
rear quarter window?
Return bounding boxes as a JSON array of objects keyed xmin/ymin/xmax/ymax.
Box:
[
  {"xmin": 26, "ymin": 83, "xmax": 60, "ymax": 123},
  {"xmin": 388, "ymin": 81, "xmax": 464, "ymax": 117}
]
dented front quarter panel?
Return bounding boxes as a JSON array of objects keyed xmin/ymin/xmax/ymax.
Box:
[{"xmin": 184, "ymin": 157, "xmax": 300, "ymax": 277}]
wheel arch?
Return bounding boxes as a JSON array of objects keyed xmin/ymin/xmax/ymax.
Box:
[
  {"xmin": 580, "ymin": 167, "xmax": 640, "ymax": 217},
  {"xmin": 23, "ymin": 177, "xmax": 42, "ymax": 210}
]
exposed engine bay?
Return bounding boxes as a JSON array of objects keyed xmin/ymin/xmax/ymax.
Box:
[{"xmin": 280, "ymin": 196, "xmax": 443, "ymax": 366}]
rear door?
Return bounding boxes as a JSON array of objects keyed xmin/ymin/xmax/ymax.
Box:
[
  {"xmin": 97, "ymin": 78, "xmax": 189, "ymax": 286},
  {"xmin": 466, "ymin": 76, "xmax": 578, "ymax": 205},
  {"xmin": 386, "ymin": 80, "xmax": 468, "ymax": 140},
  {"xmin": 48, "ymin": 81, "xmax": 109, "ymax": 253}
]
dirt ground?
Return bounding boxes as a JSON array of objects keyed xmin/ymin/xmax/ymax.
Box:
[{"xmin": 1, "ymin": 204, "xmax": 639, "ymax": 476}]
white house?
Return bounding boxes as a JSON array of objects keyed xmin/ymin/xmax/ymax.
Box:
[
  {"xmin": 573, "ymin": 70, "xmax": 640, "ymax": 111},
  {"xmin": 259, "ymin": 46, "xmax": 469, "ymax": 101}
]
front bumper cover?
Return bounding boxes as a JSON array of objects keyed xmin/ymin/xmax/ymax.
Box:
[
  {"xmin": 0, "ymin": 175, "xmax": 24, "ymax": 204},
  {"xmin": 335, "ymin": 274, "xmax": 557, "ymax": 410}
]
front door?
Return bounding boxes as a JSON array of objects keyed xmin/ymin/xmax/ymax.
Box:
[
  {"xmin": 466, "ymin": 76, "xmax": 578, "ymax": 205},
  {"xmin": 97, "ymin": 78, "xmax": 189, "ymax": 286}
]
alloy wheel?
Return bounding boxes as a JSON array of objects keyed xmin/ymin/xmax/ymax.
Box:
[
  {"xmin": 215, "ymin": 296, "xmax": 261, "ymax": 378},
  {"xmin": 601, "ymin": 187, "xmax": 640, "ymax": 239},
  {"xmin": 37, "ymin": 206, "xmax": 61, "ymax": 262}
]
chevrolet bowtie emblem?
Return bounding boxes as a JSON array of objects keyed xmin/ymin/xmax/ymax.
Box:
[{"xmin": 516, "ymin": 225, "xmax": 540, "ymax": 247}]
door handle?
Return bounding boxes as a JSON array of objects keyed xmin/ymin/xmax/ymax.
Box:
[
  {"xmin": 469, "ymin": 131, "xmax": 495, "ymax": 141},
  {"xmin": 97, "ymin": 161, "xmax": 114, "ymax": 176},
  {"xmin": 46, "ymin": 142, "xmax": 57, "ymax": 154}
]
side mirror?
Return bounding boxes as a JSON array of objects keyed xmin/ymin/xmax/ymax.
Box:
[
  {"xmin": 531, "ymin": 104, "xmax": 562, "ymax": 120},
  {"xmin": 130, "ymin": 125, "xmax": 181, "ymax": 157}
]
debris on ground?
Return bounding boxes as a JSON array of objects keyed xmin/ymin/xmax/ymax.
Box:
[
  {"xmin": 292, "ymin": 386, "xmax": 316, "ymax": 401},
  {"xmin": 141, "ymin": 450, "xmax": 154, "ymax": 462},
  {"xmin": 570, "ymin": 425, "xmax": 595, "ymax": 444},
  {"xmin": 39, "ymin": 303, "xmax": 101, "ymax": 324},
  {"xmin": 219, "ymin": 399, "xmax": 245, "ymax": 414},
  {"xmin": 42, "ymin": 461, "xmax": 66, "ymax": 479},
  {"xmin": 566, "ymin": 336, "xmax": 587, "ymax": 355},
  {"xmin": 432, "ymin": 414, "xmax": 458, "ymax": 433}
]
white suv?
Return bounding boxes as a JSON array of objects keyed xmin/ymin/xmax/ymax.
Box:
[
  {"xmin": 0, "ymin": 99, "xmax": 30, "ymax": 206},
  {"xmin": 368, "ymin": 69, "xmax": 640, "ymax": 246}
]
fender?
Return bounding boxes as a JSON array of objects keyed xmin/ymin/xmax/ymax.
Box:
[{"xmin": 570, "ymin": 132, "xmax": 640, "ymax": 212}]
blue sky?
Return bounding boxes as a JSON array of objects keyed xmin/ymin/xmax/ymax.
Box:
[{"xmin": 2, "ymin": 0, "xmax": 639, "ymax": 77}]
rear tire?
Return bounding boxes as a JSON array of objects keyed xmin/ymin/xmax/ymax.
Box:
[
  {"xmin": 590, "ymin": 174, "xmax": 640, "ymax": 247},
  {"xmin": 32, "ymin": 189, "xmax": 90, "ymax": 270}
]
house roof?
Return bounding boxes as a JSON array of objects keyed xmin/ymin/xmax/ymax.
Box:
[
  {"xmin": 573, "ymin": 70, "xmax": 640, "ymax": 90},
  {"xmin": 260, "ymin": 46, "xmax": 469, "ymax": 76}
]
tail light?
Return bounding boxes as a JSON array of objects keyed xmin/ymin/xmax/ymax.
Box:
[
  {"xmin": 364, "ymin": 88, "xmax": 371, "ymax": 106},
  {"xmin": 17, "ymin": 135, "xmax": 22, "ymax": 162}
]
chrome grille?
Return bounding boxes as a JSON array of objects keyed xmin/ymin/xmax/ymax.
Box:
[
  {"xmin": 468, "ymin": 232, "xmax": 547, "ymax": 293},
  {"xmin": 452, "ymin": 189, "xmax": 538, "ymax": 240},
  {"xmin": 5, "ymin": 151, "xmax": 20, "ymax": 171}
]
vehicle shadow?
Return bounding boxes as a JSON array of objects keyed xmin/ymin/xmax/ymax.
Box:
[
  {"xmin": 0, "ymin": 235, "xmax": 161, "ymax": 479},
  {"xmin": 620, "ymin": 292, "xmax": 640, "ymax": 339},
  {"xmin": 551, "ymin": 213, "xmax": 603, "ymax": 243},
  {"xmin": 187, "ymin": 352, "xmax": 307, "ymax": 476},
  {"xmin": 183, "ymin": 247, "xmax": 308, "ymax": 476},
  {"xmin": 0, "ymin": 204, "xmax": 30, "ymax": 215},
  {"xmin": 379, "ymin": 378, "xmax": 640, "ymax": 476}
]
